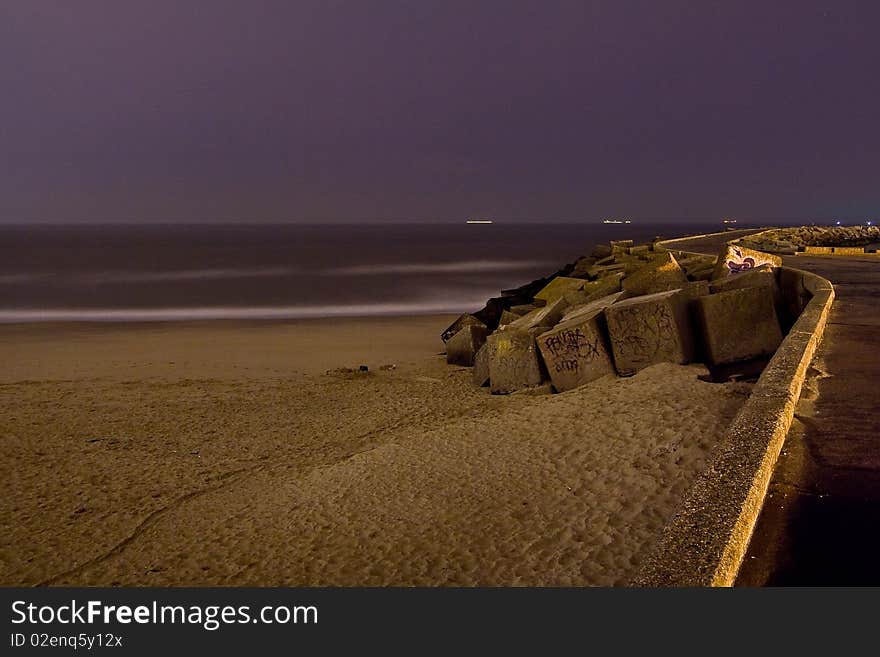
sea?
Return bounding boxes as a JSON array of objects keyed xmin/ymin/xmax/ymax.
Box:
[{"xmin": 0, "ymin": 222, "xmax": 730, "ymax": 322}]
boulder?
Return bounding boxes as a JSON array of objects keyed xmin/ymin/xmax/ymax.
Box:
[
  {"xmin": 441, "ymin": 313, "xmax": 487, "ymax": 343},
  {"xmin": 604, "ymin": 289, "xmax": 695, "ymax": 376},
  {"xmin": 695, "ymin": 286, "xmax": 783, "ymax": 366},
  {"xmin": 533, "ymin": 276, "xmax": 587, "ymax": 303},
  {"xmin": 537, "ymin": 308, "xmax": 616, "ymax": 392},
  {"xmin": 472, "ymin": 342, "xmax": 490, "ymax": 387},
  {"xmin": 711, "ymin": 244, "xmax": 782, "ymax": 280},
  {"xmin": 487, "ymin": 329, "xmax": 545, "ymax": 394},
  {"xmin": 621, "ymin": 252, "xmax": 688, "ymax": 296},
  {"xmin": 446, "ymin": 325, "xmax": 488, "ymax": 366}
]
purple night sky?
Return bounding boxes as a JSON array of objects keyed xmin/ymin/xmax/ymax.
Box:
[{"xmin": 1, "ymin": 1, "xmax": 878, "ymax": 223}]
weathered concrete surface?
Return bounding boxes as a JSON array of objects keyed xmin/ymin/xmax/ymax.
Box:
[
  {"xmin": 621, "ymin": 252, "xmax": 688, "ymax": 296},
  {"xmin": 487, "ymin": 329, "xmax": 544, "ymax": 394},
  {"xmin": 472, "ymin": 342, "xmax": 490, "ymax": 387},
  {"xmin": 441, "ymin": 313, "xmax": 487, "ymax": 344},
  {"xmin": 736, "ymin": 253, "xmax": 880, "ymax": 585},
  {"xmin": 581, "ymin": 272, "xmax": 624, "ymax": 299},
  {"xmin": 833, "ymin": 246, "xmax": 865, "ymax": 255},
  {"xmin": 591, "ymin": 244, "xmax": 612, "ymax": 259},
  {"xmin": 508, "ymin": 296, "xmax": 569, "ymax": 332},
  {"xmin": 680, "ymin": 280, "xmax": 709, "ymax": 302},
  {"xmin": 533, "ymin": 276, "xmax": 586, "ymax": 303},
  {"xmin": 561, "ymin": 291, "xmax": 625, "ymax": 323},
  {"xmin": 498, "ymin": 310, "xmax": 521, "ymax": 327},
  {"xmin": 648, "ymin": 230, "xmax": 880, "ymax": 586},
  {"xmin": 709, "ymin": 264, "xmax": 776, "ymax": 294},
  {"xmin": 445, "ymin": 325, "xmax": 488, "ymax": 366},
  {"xmin": 509, "ymin": 304, "xmax": 536, "ymax": 316},
  {"xmin": 537, "ymin": 308, "xmax": 615, "ymax": 392},
  {"xmin": 604, "ymin": 289, "xmax": 694, "ymax": 376},
  {"xmin": 589, "ymin": 263, "xmax": 627, "ymax": 278},
  {"xmin": 696, "ymin": 286, "xmax": 783, "ymax": 366},
  {"xmin": 712, "ymin": 243, "xmax": 782, "ymax": 280},
  {"xmin": 635, "ymin": 228, "xmax": 835, "ymax": 586},
  {"xmin": 804, "ymin": 246, "xmax": 832, "ymax": 254}
]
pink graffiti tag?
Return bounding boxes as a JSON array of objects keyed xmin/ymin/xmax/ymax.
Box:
[{"xmin": 726, "ymin": 247, "xmax": 756, "ymax": 274}]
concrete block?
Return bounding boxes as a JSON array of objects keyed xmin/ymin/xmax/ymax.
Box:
[
  {"xmin": 562, "ymin": 289, "xmax": 589, "ymax": 307},
  {"xmin": 472, "ymin": 342, "xmax": 490, "ymax": 387},
  {"xmin": 590, "ymin": 263, "xmax": 627, "ymax": 278},
  {"xmin": 498, "ymin": 310, "xmax": 521, "ymax": 327},
  {"xmin": 622, "ymin": 252, "xmax": 688, "ymax": 296},
  {"xmin": 508, "ymin": 296, "xmax": 570, "ymax": 331},
  {"xmin": 629, "ymin": 244, "xmax": 651, "ymax": 257},
  {"xmin": 533, "ymin": 276, "xmax": 586, "ymax": 303},
  {"xmin": 696, "ymin": 286, "xmax": 783, "ymax": 366},
  {"xmin": 591, "ymin": 244, "xmax": 613, "ymax": 259},
  {"xmin": 488, "ymin": 329, "xmax": 545, "ymax": 394},
  {"xmin": 605, "ymin": 289, "xmax": 695, "ymax": 376},
  {"xmin": 561, "ymin": 291, "xmax": 625, "ymax": 323},
  {"xmin": 610, "ymin": 239, "xmax": 634, "ymax": 248},
  {"xmin": 441, "ymin": 313, "xmax": 487, "ymax": 343},
  {"xmin": 804, "ymin": 246, "xmax": 832, "ymax": 254},
  {"xmin": 570, "ymin": 256, "xmax": 597, "ymax": 277},
  {"xmin": 680, "ymin": 280, "xmax": 710, "ymax": 301},
  {"xmin": 712, "ymin": 244, "xmax": 782, "ymax": 280},
  {"xmin": 537, "ymin": 308, "xmax": 615, "ymax": 391},
  {"xmin": 581, "ymin": 272, "xmax": 624, "ymax": 299},
  {"xmin": 509, "ymin": 304, "xmax": 536, "ymax": 316},
  {"xmin": 832, "ymin": 246, "xmax": 865, "ymax": 255},
  {"xmin": 446, "ymin": 325, "xmax": 488, "ymax": 366},
  {"xmin": 709, "ymin": 264, "xmax": 776, "ymax": 295}
]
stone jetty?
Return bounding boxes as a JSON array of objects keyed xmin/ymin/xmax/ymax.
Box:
[{"xmin": 442, "ymin": 236, "xmax": 788, "ymax": 393}]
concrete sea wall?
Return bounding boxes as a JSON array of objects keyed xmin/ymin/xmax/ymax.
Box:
[{"xmin": 635, "ymin": 233, "xmax": 834, "ymax": 586}]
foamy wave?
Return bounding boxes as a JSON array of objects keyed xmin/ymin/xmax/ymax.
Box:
[
  {"xmin": 323, "ymin": 260, "xmax": 554, "ymax": 275},
  {"xmin": 0, "ymin": 273, "xmax": 51, "ymax": 284},
  {"xmin": 79, "ymin": 267, "xmax": 297, "ymax": 284},
  {"xmin": 0, "ymin": 268, "xmax": 298, "ymax": 285},
  {"xmin": 0, "ymin": 299, "xmax": 490, "ymax": 323}
]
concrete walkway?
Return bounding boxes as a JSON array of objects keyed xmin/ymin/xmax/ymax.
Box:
[{"xmin": 668, "ymin": 231, "xmax": 880, "ymax": 585}]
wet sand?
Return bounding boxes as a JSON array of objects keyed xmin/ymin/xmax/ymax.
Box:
[{"xmin": 0, "ymin": 316, "xmax": 751, "ymax": 586}]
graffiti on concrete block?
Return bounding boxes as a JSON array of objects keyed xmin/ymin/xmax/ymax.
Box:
[{"xmin": 541, "ymin": 327, "xmax": 602, "ymax": 373}]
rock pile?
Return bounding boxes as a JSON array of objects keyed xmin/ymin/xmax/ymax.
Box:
[
  {"xmin": 738, "ymin": 225, "xmax": 880, "ymax": 252},
  {"xmin": 442, "ymin": 238, "xmax": 787, "ymax": 394}
]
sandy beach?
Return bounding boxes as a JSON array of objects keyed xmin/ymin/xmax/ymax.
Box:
[{"xmin": 0, "ymin": 315, "xmax": 751, "ymax": 586}]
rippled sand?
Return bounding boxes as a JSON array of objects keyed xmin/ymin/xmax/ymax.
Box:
[{"xmin": 0, "ymin": 317, "xmax": 750, "ymax": 586}]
